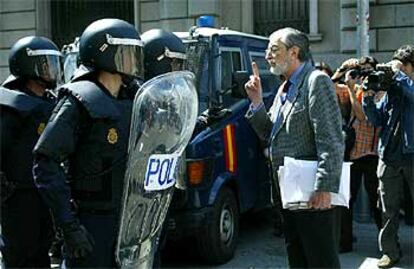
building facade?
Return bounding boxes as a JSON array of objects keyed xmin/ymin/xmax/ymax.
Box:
[{"xmin": 1, "ymin": 0, "xmax": 414, "ymax": 82}]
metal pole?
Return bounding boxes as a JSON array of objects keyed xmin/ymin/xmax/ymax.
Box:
[
  {"xmin": 309, "ymin": 0, "xmax": 318, "ymax": 36},
  {"xmin": 241, "ymin": 0, "xmax": 254, "ymax": 33},
  {"xmin": 357, "ymin": 0, "xmax": 370, "ymax": 57},
  {"xmin": 355, "ymin": 0, "xmax": 371, "ymax": 224},
  {"xmin": 133, "ymin": 0, "xmax": 140, "ymax": 32}
]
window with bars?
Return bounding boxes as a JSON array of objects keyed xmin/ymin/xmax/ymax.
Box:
[
  {"xmin": 253, "ymin": 0, "xmax": 309, "ymax": 37},
  {"xmin": 51, "ymin": 0, "xmax": 134, "ymax": 48}
]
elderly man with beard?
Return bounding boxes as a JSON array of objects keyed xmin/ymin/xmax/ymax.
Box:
[{"xmin": 244, "ymin": 27, "xmax": 344, "ymax": 268}]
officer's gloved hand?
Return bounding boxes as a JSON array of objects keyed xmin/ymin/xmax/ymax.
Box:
[{"xmin": 61, "ymin": 220, "xmax": 95, "ymax": 259}]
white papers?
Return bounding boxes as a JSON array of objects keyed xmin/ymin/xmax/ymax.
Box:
[{"xmin": 278, "ymin": 157, "xmax": 351, "ymax": 210}]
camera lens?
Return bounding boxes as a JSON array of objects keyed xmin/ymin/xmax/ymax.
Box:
[
  {"xmin": 368, "ymin": 74, "xmax": 379, "ymax": 83},
  {"xmin": 349, "ymin": 69, "xmax": 358, "ymax": 79}
]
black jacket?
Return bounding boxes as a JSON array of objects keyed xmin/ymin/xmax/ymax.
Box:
[
  {"xmin": 33, "ymin": 80, "xmax": 133, "ymax": 225},
  {"xmin": 0, "ymin": 87, "xmax": 54, "ymax": 188}
]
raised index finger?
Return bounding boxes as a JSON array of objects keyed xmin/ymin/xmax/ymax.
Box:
[{"xmin": 252, "ymin": 62, "xmax": 260, "ymax": 77}]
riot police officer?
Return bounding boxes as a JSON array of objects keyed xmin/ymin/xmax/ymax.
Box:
[
  {"xmin": 32, "ymin": 18, "xmax": 144, "ymax": 268},
  {"xmin": 140, "ymin": 28, "xmax": 188, "ymax": 267},
  {"xmin": 0, "ymin": 36, "xmax": 62, "ymax": 268}
]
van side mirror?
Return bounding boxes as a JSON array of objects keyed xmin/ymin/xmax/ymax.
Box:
[{"xmin": 231, "ymin": 71, "xmax": 249, "ymax": 98}]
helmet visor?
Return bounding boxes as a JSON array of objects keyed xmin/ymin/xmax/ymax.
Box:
[
  {"xmin": 114, "ymin": 45, "xmax": 144, "ymax": 79},
  {"xmin": 33, "ymin": 54, "xmax": 63, "ymax": 88}
]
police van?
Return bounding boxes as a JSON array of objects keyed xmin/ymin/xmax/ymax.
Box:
[{"xmin": 168, "ymin": 21, "xmax": 279, "ymax": 264}]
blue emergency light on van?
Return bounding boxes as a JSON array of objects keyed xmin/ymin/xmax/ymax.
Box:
[{"xmin": 197, "ymin": 15, "xmax": 215, "ymax": 28}]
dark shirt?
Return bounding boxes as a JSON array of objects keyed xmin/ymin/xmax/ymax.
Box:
[{"xmin": 384, "ymin": 115, "xmax": 414, "ymax": 166}]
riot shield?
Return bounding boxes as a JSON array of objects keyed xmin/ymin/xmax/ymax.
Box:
[
  {"xmin": 61, "ymin": 37, "xmax": 79, "ymax": 83},
  {"xmin": 115, "ymin": 71, "xmax": 198, "ymax": 269}
]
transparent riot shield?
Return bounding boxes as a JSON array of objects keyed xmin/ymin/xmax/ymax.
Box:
[
  {"xmin": 115, "ymin": 71, "xmax": 198, "ymax": 269},
  {"xmin": 61, "ymin": 37, "xmax": 79, "ymax": 83}
]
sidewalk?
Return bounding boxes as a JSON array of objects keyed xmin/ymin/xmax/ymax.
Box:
[
  {"xmin": 213, "ymin": 211, "xmax": 414, "ymax": 269},
  {"xmin": 341, "ymin": 221, "xmax": 413, "ymax": 269},
  {"xmin": 15, "ymin": 211, "xmax": 412, "ymax": 269}
]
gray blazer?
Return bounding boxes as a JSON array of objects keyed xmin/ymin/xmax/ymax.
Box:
[{"xmin": 246, "ymin": 61, "xmax": 344, "ymax": 193}]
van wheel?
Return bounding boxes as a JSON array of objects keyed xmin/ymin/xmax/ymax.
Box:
[{"xmin": 197, "ymin": 187, "xmax": 239, "ymax": 264}]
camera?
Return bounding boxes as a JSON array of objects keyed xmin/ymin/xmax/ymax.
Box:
[
  {"xmin": 348, "ymin": 69, "xmax": 360, "ymax": 79},
  {"xmin": 347, "ymin": 66, "xmax": 374, "ymax": 79},
  {"xmin": 362, "ymin": 64, "xmax": 395, "ymax": 92}
]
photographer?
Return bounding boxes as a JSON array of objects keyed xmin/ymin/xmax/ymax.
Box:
[
  {"xmin": 331, "ymin": 58, "xmax": 358, "ymax": 123},
  {"xmin": 332, "ymin": 57, "xmax": 383, "ymax": 253},
  {"xmin": 363, "ymin": 45, "xmax": 414, "ymax": 268}
]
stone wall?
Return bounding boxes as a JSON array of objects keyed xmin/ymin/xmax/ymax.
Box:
[
  {"xmin": 313, "ymin": 0, "xmax": 414, "ymax": 70},
  {"xmin": 138, "ymin": 0, "xmax": 220, "ymax": 33},
  {"xmin": 0, "ymin": 0, "xmax": 37, "ymax": 82},
  {"xmin": 137, "ymin": 0, "xmax": 253, "ymax": 35}
]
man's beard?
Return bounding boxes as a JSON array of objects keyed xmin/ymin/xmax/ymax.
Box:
[{"xmin": 270, "ymin": 58, "xmax": 291, "ymax": 76}]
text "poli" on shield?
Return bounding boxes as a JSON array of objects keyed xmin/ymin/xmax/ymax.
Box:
[{"xmin": 144, "ymin": 153, "xmax": 179, "ymax": 191}]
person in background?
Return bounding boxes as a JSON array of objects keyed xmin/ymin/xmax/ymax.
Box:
[
  {"xmin": 334, "ymin": 56, "xmax": 383, "ymax": 252},
  {"xmin": 315, "ymin": 61, "xmax": 333, "ymax": 77},
  {"xmin": 363, "ymin": 45, "xmax": 414, "ymax": 268},
  {"xmin": 332, "ymin": 58, "xmax": 360, "ymax": 124},
  {"xmin": 1, "ymin": 36, "xmax": 62, "ymax": 268}
]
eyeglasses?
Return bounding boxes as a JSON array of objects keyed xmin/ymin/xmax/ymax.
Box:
[
  {"xmin": 265, "ymin": 45, "xmax": 282, "ymax": 55},
  {"xmin": 265, "ymin": 44, "xmax": 289, "ymax": 55}
]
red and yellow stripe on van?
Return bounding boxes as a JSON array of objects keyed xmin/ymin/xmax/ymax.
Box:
[{"xmin": 223, "ymin": 124, "xmax": 237, "ymax": 173}]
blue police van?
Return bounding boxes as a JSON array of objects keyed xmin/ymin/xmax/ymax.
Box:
[{"xmin": 168, "ymin": 24, "xmax": 279, "ymax": 264}]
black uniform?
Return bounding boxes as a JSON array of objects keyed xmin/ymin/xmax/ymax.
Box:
[
  {"xmin": 33, "ymin": 79, "xmax": 133, "ymax": 268},
  {"xmin": 0, "ymin": 86, "xmax": 54, "ymax": 268}
]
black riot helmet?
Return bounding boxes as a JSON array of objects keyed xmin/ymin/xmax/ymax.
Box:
[
  {"xmin": 79, "ymin": 18, "xmax": 144, "ymax": 80},
  {"xmin": 141, "ymin": 29, "xmax": 187, "ymax": 80},
  {"xmin": 7, "ymin": 36, "xmax": 63, "ymax": 88}
]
